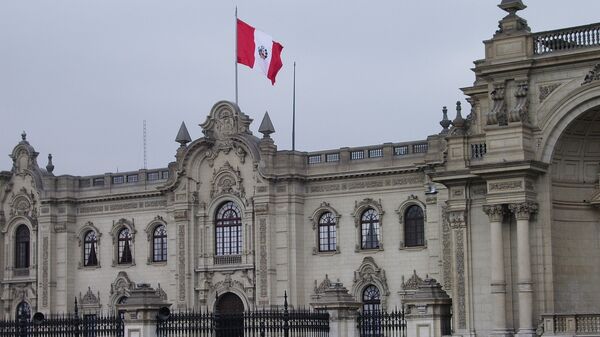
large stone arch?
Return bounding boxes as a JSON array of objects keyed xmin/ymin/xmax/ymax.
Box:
[{"xmin": 538, "ymin": 81, "xmax": 600, "ymax": 163}]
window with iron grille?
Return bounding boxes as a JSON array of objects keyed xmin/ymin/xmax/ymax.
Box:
[
  {"xmin": 127, "ymin": 174, "xmax": 138, "ymax": 183},
  {"xmin": 404, "ymin": 205, "xmax": 425, "ymax": 247},
  {"xmin": 215, "ymin": 201, "xmax": 242, "ymax": 256},
  {"xmin": 118, "ymin": 228, "xmax": 133, "ymax": 264},
  {"xmin": 368, "ymin": 148, "xmax": 383, "ymax": 158},
  {"xmin": 351, "ymin": 151, "xmax": 365, "ymax": 160},
  {"xmin": 84, "ymin": 230, "xmax": 98, "ymax": 267},
  {"xmin": 361, "ymin": 209, "xmax": 380, "ymax": 249},
  {"xmin": 362, "ymin": 285, "xmax": 381, "ymax": 312},
  {"xmin": 413, "ymin": 143, "xmax": 428, "ymax": 153},
  {"xmin": 15, "ymin": 225, "xmax": 30, "ymax": 269},
  {"xmin": 318, "ymin": 212, "xmax": 337, "ymax": 252},
  {"xmin": 153, "ymin": 225, "xmax": 168, "ymax": 262}
]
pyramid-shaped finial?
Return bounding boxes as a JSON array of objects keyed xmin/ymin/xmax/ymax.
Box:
[
  {"xmin": 175, "ymin": 122, "xmax": 192, "ymax": 147},
  {"xmin": 258, "ymin": 111, "xmax": 275, "ymax": 138}
]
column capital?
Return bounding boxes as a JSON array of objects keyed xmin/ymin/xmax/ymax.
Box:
[
  {"xmin": 508, "ymin": 202, "xmax": 538, "ymax": 220},
  {"xmin": 483, "ymin": 204, "xmax": 505, "ymax": 222}
]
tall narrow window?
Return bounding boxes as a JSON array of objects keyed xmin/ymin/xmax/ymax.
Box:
[
  {"xmin": 215, "ymin": 201, "xmax": 242, "ymax": 256},
  {"xmin": 361, "ymin": 209, "xmax": 380, "ymax": 249},
  {"xmin": 318, "ymin": 212, "xmax": 337, "ymax": 252},
  {"xmin": 405, "ymin": 205, "xmax": 425, "ymax": 247},
  {"xmin": 153, "ymin": 225, "xmax": 167, "ymax": 262},
  {"xmin": 84, "ymin": 230, "xmax": 98, "ymax": 267},
  {"xmin": 361, "ymin": 285, "xmax": 382, "ymax": 337},
  {"xmin": 118, "ymin": 228, "xmax": 133, "ymax": 264},
  {"xmin": 15, "ymin": 225, "xmax": 30, "ymax": 269}
]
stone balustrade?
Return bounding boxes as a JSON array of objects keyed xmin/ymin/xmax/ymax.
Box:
[
  {"xmin": 542, "ymin": 313, "xmax": 600, "ymax": 336},
  {"xmin": 534, "ymin": 23, "xmax": 600, "ymax": 55}
]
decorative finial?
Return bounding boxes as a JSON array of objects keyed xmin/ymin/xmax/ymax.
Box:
[
  {"xmin": 452, "ymin": 101, "xmax": 465, "ymax": 129},
  {"xmin": 46, "ymin": 154, "xmax": 55, "ymax": 174},
  {"xmin": 21, "ymin": 131, "xmax": 26, "ymax": 141},
  {"xmin": 258, "ymin": 111, "xmax": 275, "ymax": 138},
  {"xmin": 175, "ymin": 122, "xmax": 192, "ymax": 147},
  {"xmin": 498, "ymin": 0, "xmax": 526, "ymax": 15},
  {"xmin": 439, "ymin": 106, "xmax": 451, "ymax": 135}
]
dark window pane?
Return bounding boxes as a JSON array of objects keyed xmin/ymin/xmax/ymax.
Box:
[{"xmin": 215, "ymin": 201, "xmax": 242, "ymax": 256}]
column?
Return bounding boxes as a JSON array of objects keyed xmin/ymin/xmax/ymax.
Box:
[
  {"xmin": 483, "ymin": 205, "xmax": 511, "ymax": 337},
  {"xmin": 509, "ymin": 202, "xmax": 538, "ymax": 337}
]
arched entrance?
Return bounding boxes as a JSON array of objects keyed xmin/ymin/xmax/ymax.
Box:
[
  {"xmin": 550, "ymin": 107, "xmax": 600, "ymax": 312},
  {"xmin": 215, "ymin": 292, "xmax": 244, "ymax": 337}
]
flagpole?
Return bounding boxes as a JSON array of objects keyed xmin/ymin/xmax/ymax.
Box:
[
  {"xmin": 292, "ymin": 61, "xmax": 296, "ymax": 151},
  {"xmin": 235, "ymin": 6, "xmax": 238, "ymax": 105}
]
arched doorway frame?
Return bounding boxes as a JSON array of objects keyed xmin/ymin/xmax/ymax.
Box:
[{"xmin": 208, "ymin": 286, "xmax": 251, "ymax": 312}]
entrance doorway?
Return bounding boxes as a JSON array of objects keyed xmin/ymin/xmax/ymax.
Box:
[{"xmin": 215, "ymin": 292, "xmax": 244, "ymax": 337}]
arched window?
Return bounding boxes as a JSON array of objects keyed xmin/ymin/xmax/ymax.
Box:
[
  {"xmin": 153, "ymin": 225, "xmax": 167, "ymax": 262},
  {"xmin": 404, "ymin": 205, "xmax": 425, "ymax": 247},
  {"xmin": 215, "ymin": 201, "xmax": 242, "ymax": 256},
  {"xmin": 15, "ymin": 301, "xmax": 31, "ymax": 321},
  {"xmin": 361, "ymin": 209, "xmax": 380, "ymax": 249},
  {"xmin": 118, "ymin": 228, "xmax": 133, "ymax": 264},
  {"xmin": 84, "ymin": 230, "xmax": 98, "ymax": 267},
  {"xmin": 318, "ymin": 212, "xmax": 337, "ymax": 252},
  {"xmin": 15, "ymin": 225, "xmax": 30, "ymax": 269},
  {"xmin": 362, "ymin": 285, "xmax": 381, "ymax": 312},
  {"xmin": 361, "ymin": 285, "xmax": 382, "ymax": 337},
  {"xmin": 117, "ymin": 296, "xmax": 128, "ymax": 321}
]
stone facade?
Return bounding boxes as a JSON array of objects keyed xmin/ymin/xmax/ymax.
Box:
[{"xmin": 1, "ymin": 2, "xmax": 600, "ymax": 337}]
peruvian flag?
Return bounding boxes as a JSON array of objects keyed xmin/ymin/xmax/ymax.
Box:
[{"xmin": 237, "ymin": 19, "xmax": 284, "ymax": 85}]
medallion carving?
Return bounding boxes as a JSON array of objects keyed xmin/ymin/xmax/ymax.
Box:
[{"xmin": 351, "ymin": 257, "xmax": 390, "ymax": 309}]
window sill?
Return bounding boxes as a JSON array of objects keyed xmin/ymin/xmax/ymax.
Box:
[
  {"xmin": 79, "ymin": 264, "xmax": 102, "ymax": 270},
  {"xmin": 147, "ymin": 260, "xmax": 168, "ymax": 266},
  {"xmin": 312, "ymin": 247, "xmax": 340, "ymax": 256},
  {"xmin": 113, "ymin": 262, "xmax": 136, "ymax": 268},
  {"xmin": 399, "ymin": 245, "xmax": 427, "ymax": 251},
  {"xmin": 354, "ymin": 246, "xmax": 384, "ymax": 253}
]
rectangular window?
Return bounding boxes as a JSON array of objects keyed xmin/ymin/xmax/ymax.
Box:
[
  {"xmin": 112, "ymin": 176, "xmax": 124, "ymax": 184},
  {"xmin": 93, "ymin": 178, "xmax": 105, "ymax": 187},
  {"xmin": 161, "ymin": 171, "xmax": 169, "ymax": 179},
  {"xmin": 308, "ymin": 155, "xmax": 322, "ymax": 164},
  {"xmin": 79, "ymin": 179, "xmax": 91, "ymax": 188},
  {"xmin": 147, "ymin": 172, "xmax": 160, "ymax": 181},
  {"xmin": 325, "ymin": 153, "xmax": 340, "ymax": 162},
  {"xmin": 351, "ymin": 151, "xmax": 365, "ymax": 160},
  {"xmin": 126, "ymin": 174, "xmax": 138, "ymax": 183},
  {"xmin": 394, "ymin": 145, "xmax": 409, "ymax": 156},
  {"xmin": 368, "ymin": 148, "xmax": 383, "ymax": 158},
  {"xmin": 413, "ymin": 143, "xmax": 428, "ymax": 153}
]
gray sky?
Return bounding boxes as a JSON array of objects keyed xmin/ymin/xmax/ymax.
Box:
[{"xmin": 1, "ymin": 1, "xmax": 599, "ymax": 176}]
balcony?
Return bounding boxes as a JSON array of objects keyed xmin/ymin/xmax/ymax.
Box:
[
  {"xmin": 534, "ymin": 23, "xmax": 600, "ymax": 55},
  {"xmin": 542, "ymin": 313, "xmax": 600, "ymax": 336}
]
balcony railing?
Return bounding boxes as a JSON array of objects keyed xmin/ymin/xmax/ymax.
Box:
[
  {"xmin": 214, "ymin": 255, "xmax": 242, "ymax": 265},
  {"xmin": 534, "ymin": 23, "xmax": 600, "ymax": 55},
  {"xmin": 542, "ymin": 313, "xmax": 600, "ymax": 335}
]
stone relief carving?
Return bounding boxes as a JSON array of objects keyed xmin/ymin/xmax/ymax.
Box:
[
  {"xmin": 449, "ymin": 210, "xmax": 467, "ymax": 229},
  {"xmin": 80, "ymin": 287, "xmax": 100, "ymax": 306},
  {"xmin": 352, "ymin": 198, "xmax": 384, "ymax": 227},
  {"xmin": 210, "ymin": 162, "xmax": 246, "ymax": 202},
  {"xmin": 488, "ymin": 85, "xmax": 506, "ymax": 125},
  {"xmin": 156, "ymin": 284, "xmax": 168, "ymax": 301},
  {"xmin": 110, "ymin": 272, "xmax": 134, "ymax": 301},
  {"xmin": 8, "ymin": 188, "xmax": 37, "ymax": 220},
  {"xmin": 455, "ymin": 229, "xmax": 467, "ymax": 329},
  {"xmin": 313, "ymin": 274, "xmax": 332, "ymax": 297},
  {"xmin": 441, "ymin": 207, "xmax": 452, "ymax": 290},
  {"xmin": 178, "ymin": 225, "xmax": 186, "ymax": 302},
  {"xmin": 352, "ymin": 257, "xmax": 390, "ymax": 309},
  {"xmin": 582, "ymin": 63, "xmax": 600, "ymax": 85},
  {"xmin": 42, "ymin": 237, "xmax": 49, "ymax": 307},
  {"xmin": 259, "ymin": 218, "xmax": 268, "ymax": 299},
  {"xmin": 539, "ymin": 83, "xmax": 561, "ymax": 102},
  {"xmin": 509, "ymin": 81, "xmax": 529, "ymax": 123},
  {"xmin": 200, "ymin": 101, "xmax": 253, "ymax": 140},
  {"xmin": 203, "ymin": 141, "xmax": 248, "ymax": 168}
]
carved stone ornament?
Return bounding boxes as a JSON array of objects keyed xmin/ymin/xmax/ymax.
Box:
[
  {"xmin": 539, "ymin": 83, "xmax": 561, "ymax": 102},
  {"xmin": 582, "ymin": 64, "xmax": 600, "ymax": 85},
  {"xmin": 483, "ymin": 204, "xmax": 505, "ymax": 222},
  {"xmin": 210, "ymin": 162, "xmax": 246, "ymax": 202},
  {"xmin": 401, "ymin": 270, "xmax": 424, "ymax": 291},
  {"xmin": 110, "ymin": 271, "xmax": 135, "ymax": 301},
  {"xmin": 8, "ymin": 188, "xmax": 37, "ymax": 220},
  {"xmin": 508, "ymin": 202, "xmax": 538, "ymax": 220},
  {"xmin": 144, "ymin": 215, "xmax": 166, "ymax": 241},
  {"xmin": 509, "ymin": 81, "xmax": 529, "ymax": 123},
  {"xmin": 156, "ymin": 284, "xmax": 168, "ymax": 301},
  {"xmin": 352, "ymin": 198, "xmax": 384, "ymax": 228},
  {"xmin": 110, "ymin": 218, "xmax": 136, "ymax": 244},
  {"xmin": 200, "ymin": 101, "xmax": 253, "ymax": 140},
  {"xmin": 80, "ymin": 287, "xmax": 100, "ymax": 306},
  {"xmin": 351, "ymin": 257, "xmax": 390, "ymax": 309},
  {"xmin": 313, "ymin": 274, "xmax": 332, "ymax": 297},
  {"xmin": 449, "ymin": 210, "xmax": 467, "ymax": 229},
  {"xmin": 488, "ymin": 85, "xmax": 506, "ymax": 125},
  {"xmin": 203, "ymin": 140, "xmax": 248, "ymax": 168}
]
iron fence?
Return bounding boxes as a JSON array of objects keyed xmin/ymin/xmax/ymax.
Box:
[
  {"xmin": 0, "ymin": 299, "xmax": 123, "ymax": 337},
  {"xmin": 157, "ymin": 293, "xmax": 329, "ymax": 337},
  {"xmin": 357, "ymin": 308, "xmax": 406, "ymax": 337}
]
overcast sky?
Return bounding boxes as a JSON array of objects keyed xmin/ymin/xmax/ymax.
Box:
[{"xmin": 1, "ymin": 1, "xmax": 599, "ymax": 176}]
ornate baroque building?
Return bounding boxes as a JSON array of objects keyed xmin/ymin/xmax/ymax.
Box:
[{"xmin": 1, "ymin": 1, "xmax": 600, "ymax": 336}]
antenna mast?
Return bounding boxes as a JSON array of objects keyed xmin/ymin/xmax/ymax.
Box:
[{"xmin": 143, "ymin": 120, "xmax": 147, "ymax": 169}]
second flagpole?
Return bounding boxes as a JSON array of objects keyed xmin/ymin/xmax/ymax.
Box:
[
  {"xmin": 292, "ymin": 61, "xmax": 296, "ymax": 151},
  {"xmin": 235, "ymin": 6, "xmax": 238, "ymax": 105}
]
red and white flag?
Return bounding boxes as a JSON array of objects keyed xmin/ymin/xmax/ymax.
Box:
[{"xmin": 237, "ymin": 19, "xmax": 284, "ymax": 85}]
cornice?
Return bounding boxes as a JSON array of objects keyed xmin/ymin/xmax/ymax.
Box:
[
  {"xmin": 265, "ymin": 167, "xmax": 422, "ymax": 183},
  {"xmin": 41, "ymin": 191, "xmax": 164, "ymax": 205}
]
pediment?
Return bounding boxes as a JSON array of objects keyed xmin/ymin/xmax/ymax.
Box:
[{"xmin": 200, "ymin": 101, "xmax": 253, "ymax": 140}]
